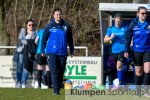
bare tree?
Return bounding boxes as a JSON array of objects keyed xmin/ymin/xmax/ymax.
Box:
[
  {"xmin": 48, "ymin": 0, "xmax": 56, "ymax": 22},
  {"xmin": 1, "ymin": 0, "xmax": 149, "ymax": 55},
  {"xmin": 28, "ymin": 0, "xmax": 35, "ymax": 19},
  {"xmin": 13, "ymin": 0, "xmax": 18, "ymax": 44},
  {"xmin": 0, "ymin": 0, "xmax": 9, "ymax": 54},
  {"xmin": 36, "ymin": 0, "xmax": 45, "ymax": 30}
]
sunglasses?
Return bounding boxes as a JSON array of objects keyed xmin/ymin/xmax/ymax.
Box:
[
  {"xmin": 140, "ymin": 12, "xmax": 148, "ymax": 15},
  {"xmin": 28, "ymin": 24, "xmax": 34, "ymax": 26}
]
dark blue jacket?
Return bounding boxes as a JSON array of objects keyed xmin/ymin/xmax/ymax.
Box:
[
  {"xmin": 41, "ymin": 18, "xmax": 74, "ymax": 55},
  {"xmin": 126, "ymin": 17, "xmax": 150, "ymax": 52}
]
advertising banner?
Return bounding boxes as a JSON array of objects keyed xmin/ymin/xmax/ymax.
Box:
[{"xmin": 0, "ymin": 56, "xmax": 102, "ymax": 88}]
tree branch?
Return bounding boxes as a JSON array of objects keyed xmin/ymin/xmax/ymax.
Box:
[
  {"xmin": 36, "ymin": 0, "xmax": 45, "ymax": 30},
  {"xmin": 14, "ymin": 0, "xmax": 18, "ymax": 43},
  {"xmin": 48, "ymin": 0, "xmax": 56, "ymax": 23},
  {"xmin": 28, "ymin": 0, "xmax": 35, "ymax": 19}
]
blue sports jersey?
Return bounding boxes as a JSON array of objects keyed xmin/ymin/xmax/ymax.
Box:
[
  {"xmin": 106, "ymin": 25, "xmax": 127, "ymax": 54},
  {"xmin": 126, "ymin": 18, "xmax": 150, "ymax": 52},
  {"xmin": 36, "ymin": 29, "xmax": 45, "ymax": 54},
  {"xmin": 132, "ymin": 21, "xmax": 150, "ymax": 52}
]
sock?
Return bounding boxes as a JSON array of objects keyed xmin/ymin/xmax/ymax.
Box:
[
  {"xmin": 46, "ymin": 71, "xmax": 52, "ymax": 88},
  {"xmin": 117, "ymin": 70, "xmax": 124, "ymax": 85},
  {"xmin": 37, "ymin": 70, "xmax": 42, "ymax": 88},
  {"xmin": 135, "ymin": 75, "xmax": 143, "ymax": 85},
  {"xmin": 144, "ymin": 73, "xmax": 150, "ymax": 93},
  {"xmin": 135, "ymin": 75, "xmax": 143, "ymax": 95}
]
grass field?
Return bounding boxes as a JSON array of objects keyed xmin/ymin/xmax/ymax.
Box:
[
  {"xmin": 0, "ymin": 88, "xmax": 65, "ymax": 100},
  {"xmin": 0, "ymin": 88, "xmax": 149, "ymax": 100}
]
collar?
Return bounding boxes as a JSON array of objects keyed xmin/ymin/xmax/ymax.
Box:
[
  {"xmin": 51, "ymin": 18, "xmax": 64, "ymax": 25},
  {"xmin": 137, "ymin": 19, "xmax": 148, "ymax": 29}
]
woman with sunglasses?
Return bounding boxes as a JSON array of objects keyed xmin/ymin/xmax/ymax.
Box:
[
  {"xmin": 16, "ymin": 19, "xmax": 37, "ymax": 88},
  {"xmin": 125, "ymin": 6, "xmax": 150, "ymax": 97}
]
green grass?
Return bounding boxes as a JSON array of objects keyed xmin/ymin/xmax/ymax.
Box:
[
  {"xmin": 0, "ymin": 88, "xmax": 65, "ymax": 100},
  {"xmin": 0, "ymin": 88, "xmax": 149, "ymax": 100}
]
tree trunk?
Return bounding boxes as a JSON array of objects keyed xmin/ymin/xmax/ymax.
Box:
[
  {"xmin": 0, "ymin": 0, "xmax": 9, "ymax": 55},
  {"xmin": 36, "ymin": 0, "xmax": 45, "ymax": 30},
  {"xmin": 28, "ymin": 0, "xmax": 35, "ymax": 19}
]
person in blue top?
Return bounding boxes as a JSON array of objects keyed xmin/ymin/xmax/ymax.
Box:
[
  {"xmin": 104, "ymin": 13, "xmax": 127, "ymax": 89},
  {"xmin": 41, "ymin": 8, "xmax": 74, "ymax": 95},
  {"xmin": 35, "ymin": 28, "xmax": 51, "ymax": 89},
  {"xmin": 124, "ymin": 6, "xmax": 150, "ymax": 97}
]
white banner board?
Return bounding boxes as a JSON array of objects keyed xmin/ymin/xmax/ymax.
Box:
[
  {"xmin": 0, "ymin": 56, "xmax": 102, "ymax": 88},
  {"xmin": 0, "ymin": 56, "xmax": 16, "ymax": 87},
  {"xmin": 65, "ymin": 57, "xmax": 102, "ymax": 87}
]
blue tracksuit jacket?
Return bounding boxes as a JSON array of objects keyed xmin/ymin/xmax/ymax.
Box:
[
  {"xmin": 126, "ymin": 17, "xmax": 150, "ymax": 52},
  {"xmin": 41, "ymin": 18, "xmax": 74, "ymax": 55}
]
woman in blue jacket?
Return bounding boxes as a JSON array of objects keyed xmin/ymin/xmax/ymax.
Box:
[
  {"xmin": 124, "ymin": 6, "xmax": 150, "ymax": 97},
  {"xmin": 41, "ymin": 8, "xmax": 74, "ymax": 95}
]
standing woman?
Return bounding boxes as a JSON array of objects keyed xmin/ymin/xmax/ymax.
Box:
[
  {"xmin": 17, "ymin": 19, "xmax": 37, "ymax": 88},
  {"xmin": 35, "ymin": 28, "xmax": 51, "ymax": 89},
  {"xmin": 104, "ymin": 13, "xmax": 128, "ymax": 89},
  {"xmin": 124, "ymin": 6, "xmax": 150, "ymax": 97},
  {"xmin": 41, "ymin": 8, "xmax": 74, "ymax": 95}
]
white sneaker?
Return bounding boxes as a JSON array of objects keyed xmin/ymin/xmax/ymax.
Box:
[
  {"xmin": 144, "ymin": 93, "xmax": 150, "ymax": 98},
  {"xmin": 22, "ymin": 83, "xmax": 26, "ymax": 88},
  {"xmin": 111, "ymin": 86, "xmax": 122, "ymax": 90},
  {"xmin": 16, "ymin": 83, "xmax": 21, "ymax": 88}
]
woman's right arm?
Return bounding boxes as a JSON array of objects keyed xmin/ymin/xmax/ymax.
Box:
[
  {"xmin": 19, "ymin": 28, "xmax": 27, "ymax": 45},
  {"xmin": 41, "ymin": 26, "xmax": 50, "ymax": 54},
  {"xmin": 104, "ymin": 27, "xmax": 115, "ymax": 43},
  {"xmin": 104, "ymin": 34, "xmax": 115, "ymax": 43},
  {"xmin": 125, "ymin": 20, "xmax": 135, "ymax": 53},
  {"xmin": 124, "ymin": 19, "xmax": 135, "ymax": 58}
]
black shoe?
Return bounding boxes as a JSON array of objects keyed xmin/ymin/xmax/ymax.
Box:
[{"xmin": 48, "ymin": 85, "xmax": 52, "ymax": 89}]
